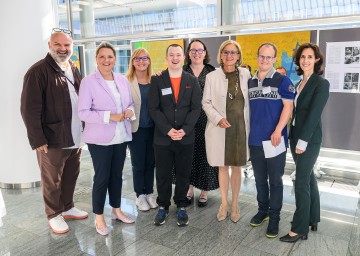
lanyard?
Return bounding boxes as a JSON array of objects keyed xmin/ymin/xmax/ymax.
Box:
[{"xmin": 60, "ymin": 70, "xmax": 75, "ymax": 87}]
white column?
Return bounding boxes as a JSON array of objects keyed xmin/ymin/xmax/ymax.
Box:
[
  {"xmin": 0, "ymin": 0, "xmax": 55, "ymax": 188},
  {"xmin": 79, "ymin": 0, "xmax": 96, "ymax": 75}
]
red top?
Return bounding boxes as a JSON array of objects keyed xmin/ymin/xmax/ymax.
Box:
[{"xmin": 170, "ymin": 77, "xmax": 181, "ymax": 102}]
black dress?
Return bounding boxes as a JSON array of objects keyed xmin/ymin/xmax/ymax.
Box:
[{"xmin": 182, "ymin": 64, "xmax": 219, "ymax": 191}]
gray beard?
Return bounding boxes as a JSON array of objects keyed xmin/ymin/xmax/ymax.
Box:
[{"xmin": 50, "ymin": 49, "xmax": 71, "ymax": 63}]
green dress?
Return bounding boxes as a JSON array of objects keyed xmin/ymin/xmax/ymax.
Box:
[{"xmin": 224, "ymin": 71, "xmax": 246, "ymax": 166}]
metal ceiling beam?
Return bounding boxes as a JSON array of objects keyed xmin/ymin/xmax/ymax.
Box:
[{"xmin": 73, "ymin": 14, "xmax": 360, "ymax": 44}]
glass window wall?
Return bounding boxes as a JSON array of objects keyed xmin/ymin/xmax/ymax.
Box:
[{"xmin": 56, "ymin": 0, "xmax": 360, "ymax": 75}]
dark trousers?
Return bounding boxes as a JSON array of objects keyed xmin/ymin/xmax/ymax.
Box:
[
  {"xmin": 36, "ymin": 148, "xmax": 81, "ymax": 219},
  {"xmin": 128, "ymin": 127, "xmax": 155, "ymax": 197},
  {"xmin": 290, "ymin": 141, "xmax": 321, "ymax": 234},
  {"xmin": 88, "ymin": 143, "xmax": 127, "ymax": 214},
  {"xmin": 250, "ymin": 146, "xmax": 286, "ymax": 222},
  {"xmin": 154, "ymin": 142, "xmax": 194, "ymax": 208}
]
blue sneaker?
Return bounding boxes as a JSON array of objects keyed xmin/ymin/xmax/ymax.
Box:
[
  {"xmin": 154, "ymin": 208, "xmax": 169, "ymax": 226},
  {"xmin": 177, "ymin": 208, "xmax": 189, "ymax": 227}
]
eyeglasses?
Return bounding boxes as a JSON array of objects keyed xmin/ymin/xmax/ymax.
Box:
[
  {"xmin": 257, "ymin": 55, "xmax": 275, "ymax": 61},
  {"xmin": 52, "ymin": 28, "xmax": 72, "ymax": 37},
  {"xmin": 190, "ymin": 49, "xmax": 205, "ymax": 54},
  {"xmin": 221, "ymin": 50, "xmax": 239, "ymax": 56},
  {"xmin": 133, "ymin": 56, "xmax": 149, "ymax": 62}
]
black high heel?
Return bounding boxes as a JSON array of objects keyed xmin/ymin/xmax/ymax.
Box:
[
  {"xmin": 185, "ymin": 195, "xmax": 193, "ymax": 206},
  {"xmin": 310, "ymin": 223, "xmax": 318, "ymax": 231},
  {"xmin": 279, "ymin": 233, "xmax": 308, "ymax": 243}
]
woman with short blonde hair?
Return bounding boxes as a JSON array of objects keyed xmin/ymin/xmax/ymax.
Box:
[{"xmin": 203, "ymin": 40, "xmax": 250, "ymax": 223}]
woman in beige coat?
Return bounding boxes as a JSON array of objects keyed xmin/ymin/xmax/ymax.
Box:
[
  {"xmin": 202, "ymin": 40, "xmax": 250, "ymax": 222},
  {"xmin": 126, "ymin": 48, "xmax": 158, "ymax": 212}
]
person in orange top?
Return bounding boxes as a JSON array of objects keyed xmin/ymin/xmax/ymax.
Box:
[
  {"xmin": 170, "ymin": 77, "xmax": 181, "ymax": 101},
  {"xmin": 148, "ymin": 44, "xmax": 201, "ymax": 227}
]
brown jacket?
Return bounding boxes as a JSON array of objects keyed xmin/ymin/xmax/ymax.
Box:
[{"xmin": 21, "ymin": 53, "xmax": 82, "ymax": 149}]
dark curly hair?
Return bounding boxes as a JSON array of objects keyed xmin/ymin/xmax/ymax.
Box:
[
  {"xmin": 293, "ymin": 43, "xmax": 324, "ymax": 76},
  {"xmin": 185, "ymin": 39, "xmax": 210, "ymax": 65}
]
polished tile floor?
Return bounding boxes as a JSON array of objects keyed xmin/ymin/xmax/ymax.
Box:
[{"xmin": 0, "ymin": 150, "xmax": 359, "ymax": 256}]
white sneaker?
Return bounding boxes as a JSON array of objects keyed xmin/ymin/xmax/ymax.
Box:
[
  {"xmin": 136, "ymin": 194, "xmax": 150, "ymax": 211},
  {"xmin": 62, "ymin": 207, "xmax": 88, "ymax": 220},
  {"xmin": 49, "ymin": 214, "xmax": 69, "ymax": 234},
  {"xmin": 146, "ymin": 193, "xmax": 158, "ymax": 209}
]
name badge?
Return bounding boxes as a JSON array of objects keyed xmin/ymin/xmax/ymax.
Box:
[
  {"xmin": 262, "ymin": 86, "xmax": 271, "ymax": 94},
  {"xmin": 161, "ymin": 88, "xmax": 172, "ymax": 96}
]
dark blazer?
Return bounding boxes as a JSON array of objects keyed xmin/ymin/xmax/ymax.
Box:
[
  {"xmin": 148, "ymin": 69, "xmax": 201, "ymax": 146},
  {"xmin": 289, "ymin": 74, "xmax": 330, "ymax": 145}
]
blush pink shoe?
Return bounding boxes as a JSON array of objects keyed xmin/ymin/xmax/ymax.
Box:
[
  {"xmin": 95, "ymin": 222, "xmax": 110, "ymax": 236},
  {"xmin": 111, "ymin": 211, "xmax": 135, "ymax": 224}
]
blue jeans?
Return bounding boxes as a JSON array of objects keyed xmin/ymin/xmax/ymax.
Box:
[{"xmin": 250, "ymin": 146, "xmax": 286, "ymax": 222}]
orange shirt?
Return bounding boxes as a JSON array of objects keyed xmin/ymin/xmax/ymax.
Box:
[{"xmin": 170, "ymin": 77, "xmax": 181, "ymax": 102}]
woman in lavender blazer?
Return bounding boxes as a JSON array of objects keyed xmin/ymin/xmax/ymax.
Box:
[{"xmin": 78, "ymin": 42, "xmax": 135, "ymax": 236}]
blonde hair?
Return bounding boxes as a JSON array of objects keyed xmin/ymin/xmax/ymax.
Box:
[
  {"xmin": 217, "ymin": 40, "xmax": 243, "ymax": 66},
  {"xmin": 96, "ymin": 42, "xmax": 116, "ymax": 57},
  {"xmin": 126, "ymin": 48, "xmax": 152, "ymax": 83}
]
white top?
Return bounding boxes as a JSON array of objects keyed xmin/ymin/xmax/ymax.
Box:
[
  {"xmin": 99, "ymin": 80, "xmax": 131, "ymax": 145},
  {"xmin": 293, "ymin": 80, "xmax": 308, "ymax": 151},
  {"xmin": 59, "ymin": 63, "xmax": 83, "ymax": 149}
]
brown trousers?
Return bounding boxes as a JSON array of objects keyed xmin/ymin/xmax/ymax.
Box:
[{"xmin": 36, "ymin": 148, "xmax": 81, "ymax": 219}]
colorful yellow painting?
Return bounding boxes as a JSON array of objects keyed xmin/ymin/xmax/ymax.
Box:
[
  {"xmin": 133, "ymin": 39, "xmax": 185, "ymax": 73},
  {"xmin": 236, "ymin": 31, "xmax": 311, "ymax": 81},
  {"xmin": 71, "ymin": 46, "xmax": 81, "ymax": 74}
]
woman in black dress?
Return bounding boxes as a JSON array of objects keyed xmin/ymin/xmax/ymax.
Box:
[{"xmin": 184, "ymin": 39, "xmax": 219, "ymax": 207}]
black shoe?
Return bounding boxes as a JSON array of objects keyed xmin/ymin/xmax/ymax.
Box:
[
  {"xmin": 185, "ymin": 195, "xmax": 194, "ymax": 207},
  {"xmin": 250, "ymin": 212, "xmax": 269, "ymax": 227},
  {"xmin": 266, "ymin": 220, "xmax": 279, "ymax": 238},
  {"xmin": 197, "ymin": 197, "xmax": 208, "ymax": 207},
  {"xmin": 177, "ymin": 208, "xmax": 189, "ymax": 227},
  {"xmin": 279, "ymin": 233, "xmax": 308, "ymax": 243},
  {"xmin": 154, "ymin": 208, "xmax": 169, "ymax": 226},
  {"xmin": 310, "ymin": 223, "xmax": 318, "ymax": 231}
]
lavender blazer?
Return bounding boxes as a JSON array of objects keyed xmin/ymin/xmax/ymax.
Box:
[{"xmin": 78, "ymin": 70, "xmax": 134, "ymax": 144}]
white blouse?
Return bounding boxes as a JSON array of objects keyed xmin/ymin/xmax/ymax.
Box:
[{"xmin": 99, "ymin": 80, "xmax": 131, "ymax": 145}]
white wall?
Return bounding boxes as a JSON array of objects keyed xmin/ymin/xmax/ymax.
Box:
[{"xmin": 0, "ymin": 0, "xmax": 55, "ymax": 185}]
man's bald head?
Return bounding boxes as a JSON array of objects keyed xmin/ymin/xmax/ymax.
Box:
[{"xmin": 48, "ymin": 32, "xmax": 73, "ymax": 63}]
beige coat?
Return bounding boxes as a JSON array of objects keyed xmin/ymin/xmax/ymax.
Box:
[
  {"xmin": 202, "ymin": 67, "xmax": 250, "ymax": 167},
  {"xmin": 129, "ymin": 77, "xmax": 141, "ymax": 133}
]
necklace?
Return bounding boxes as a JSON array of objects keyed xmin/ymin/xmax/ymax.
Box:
[{"xmin": 227, "ymin": 68, "xmax": 240, "ymax": 100}]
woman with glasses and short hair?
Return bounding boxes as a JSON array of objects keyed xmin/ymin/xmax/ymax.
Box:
[
  {"xmin": 78, "ymin": 42, "xmax": 135, "ymax": 236},
  {"xmin": 202, "ymin": 40, "xmax": 250, "ymax": 222},
  {"xmin": 126, "ymin": 48, "xmax": 158, "ymax": 212},
  {"xmin": 181, "ymin": 39, "xmax": 219, "ymax": 208}
]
